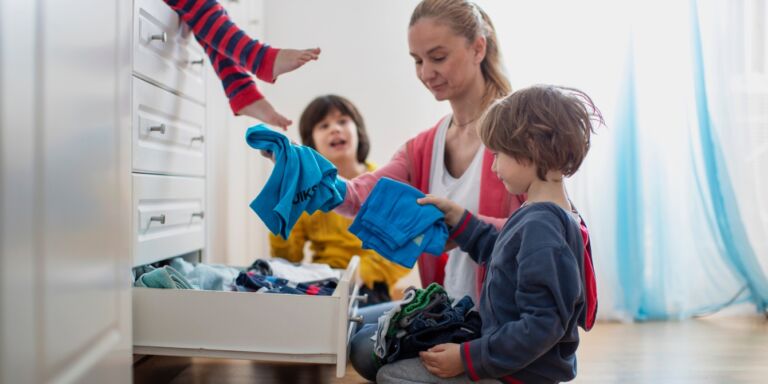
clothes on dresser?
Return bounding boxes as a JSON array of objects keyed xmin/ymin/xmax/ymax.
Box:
[
  {"xmin": 245, "ymin": 124, "xmax": 346, "ymax": 239},
  {"xmin": 161, "ymin": 0, "xmax": 279, "ymax": 114},
  {"xmin": 234, "ymin": 270, "xmax": 337, "ymax": 296},
  {"xmin": 250, "ymin": 257, "xmax": 341, "ymax": 283},
  {"xmin": 168, "ymin": 257, "xmax": 241, "ymax": 291},
  {"xmin": 133, "ymin": 255, "xmax": 341, "ymax": 295},
  {"xmin": 249, "ymin": 259, "xmax": 273, "ymax": 276},
  {"xmin": 132, "ymin": 264, "xmax": 156, "ymax": 282},
  {"xmin": 348, "ymin": 177, "xmax": 448, "ymax": 269},
  {"xmin": 134, "ymin": 265, "xmax": 194, "ymax": 289}
]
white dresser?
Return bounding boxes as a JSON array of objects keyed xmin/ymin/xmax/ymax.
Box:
[
  {"xmin": 127, "ymin": 0, "xmax": 362, "ymax": 378},
  {"xmin": 130, "ymin": 0, "xmax": 208, "ymax": 269}
]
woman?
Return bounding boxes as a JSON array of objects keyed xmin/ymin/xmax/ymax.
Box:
[
  {"xmin": 337, "ymin": 0, "xmax": 525, "ymax": 321},
  {"xmin": 269, "ymin": 95, "xmax": 409, "ymax": 305}
]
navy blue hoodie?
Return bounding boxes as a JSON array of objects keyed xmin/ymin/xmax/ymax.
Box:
[{"xmin": 451, "ymin": 202, "xmax": 586, "ymax": 383}]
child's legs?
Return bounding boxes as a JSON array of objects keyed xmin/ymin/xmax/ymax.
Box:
[{"xmin": 376, "ymin": 358, "xmax": 499, "ymax": 384}]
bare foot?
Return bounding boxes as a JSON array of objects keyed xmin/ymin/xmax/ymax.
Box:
[
  {"xmin": 273, "ymin": 47, "xmax": 321, "ymax": 79},
  {"xmin": 238, "ymin": 99, "xmax": 292, "ymax": 130}
]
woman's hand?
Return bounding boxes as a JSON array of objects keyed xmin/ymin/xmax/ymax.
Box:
[
  {"xmin": 418, "ymin": 195, "xmax": 464, "ymax": 227},
  {"xmin": 419, "ymin": 343, "xmax": 464, "ymax": 378}
]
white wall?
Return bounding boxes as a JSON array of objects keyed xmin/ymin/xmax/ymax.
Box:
[
  {"xmin": 259, "ymin": 0, "xmax": 627, "ymax": 165},
  {"xmin": 260, "ymin": 0, "xmax": 449, "ymax": 165}
]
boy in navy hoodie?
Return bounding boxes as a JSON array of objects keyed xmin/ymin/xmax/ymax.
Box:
[{"xmin": 377, "ymin": 85, "xmax": 602, "ymax": 384}]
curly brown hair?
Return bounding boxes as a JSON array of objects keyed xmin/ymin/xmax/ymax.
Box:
[
  {"xmin": 478, "ymin": 85, "xmax": 604, "ymax": 180},
  {"xmin": 298, "ymin": 95, "xmax": 370, "ymax": 164}
]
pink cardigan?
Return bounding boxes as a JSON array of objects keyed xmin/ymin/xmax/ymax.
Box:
[{"xmin": 336, "ymin": 117, "xmax": 525, "ymax": 294}]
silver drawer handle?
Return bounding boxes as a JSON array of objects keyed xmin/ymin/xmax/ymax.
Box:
[
  {"xmin": 150, "ymin": 214, "xmax": 166, "ymax": 225},
  {"xmin": 349, "ymin": 315, "xmax": 364, "ymax": 324},
  {"xmin": 190, "ymin": 58, "xmax": 205, "ymax": 66},
  {"xmin": 149, "ymin": 124, "xmax": 166, "ymax": 134},
  {"xmin": 149, "ymin": 32, "xmax": 167, "ymax": 43},
  {"xmin": 191, "ymin": 135, "xmax": 205, "ymax": 143},
  {"xmin": 355, "ymin": 293, "xmax": 369, "ymax": 304},
  {"xmin": 191, "ymin": 211, "xmax": 204, "ymax": 219}
]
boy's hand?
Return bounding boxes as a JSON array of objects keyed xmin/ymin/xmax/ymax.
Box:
[
  {"xmin": 418, "ymin": 195, "xmax": 464, "ymax": 227},
  {"xmin": 419, "ymin": 343, "xmax": 464, "ymax": 378}
]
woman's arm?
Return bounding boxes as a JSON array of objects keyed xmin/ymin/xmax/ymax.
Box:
[{"xmin": 335, "ymin": 145, "xmax": 412, "ymax": 217}]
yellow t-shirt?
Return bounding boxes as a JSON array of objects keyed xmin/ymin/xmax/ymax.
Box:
[{"xmin": 269, "ymin": 163, "xmax": 409, "ymax": 289}]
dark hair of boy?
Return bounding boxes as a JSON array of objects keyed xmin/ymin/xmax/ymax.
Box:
[{"xmin": 298, "ymin": 94, "xmax": 371, "ymax": 164}]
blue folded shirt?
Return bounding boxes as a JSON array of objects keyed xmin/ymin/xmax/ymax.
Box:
[
  {"xmin": 349, "ymin": 177, "xmax": 448, "ymax": 268},
  {"xmin": 245, "ymin": 124, "xmax": 347, "ymax": 238}
]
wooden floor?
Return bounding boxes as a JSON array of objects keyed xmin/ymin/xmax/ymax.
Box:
[{"xmin": 134, "ymin": 315, "xmax": 768, "ymax": 383}]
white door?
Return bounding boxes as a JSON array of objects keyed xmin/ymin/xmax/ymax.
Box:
[{"xmin": 0, "ymin": 0, "xmax": 132, "ymax": 383}]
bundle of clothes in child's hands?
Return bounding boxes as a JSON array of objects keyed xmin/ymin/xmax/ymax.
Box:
[{"xmin": 349, "ymin": 283, "xmax": 482, "ymax": 381}]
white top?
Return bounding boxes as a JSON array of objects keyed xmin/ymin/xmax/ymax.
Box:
[{"xmin": 429, "ymin": 116, "xmax": 485, "ymax": 306}]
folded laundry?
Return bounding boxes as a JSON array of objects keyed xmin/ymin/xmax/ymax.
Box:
[
  {"xmin": 374, "ymin": 287, "xmax": 419, "ymax": 360},
  {"xmin": 134, "ymin": 265, "xmax": 194, "ymax": 290},
  {"xmin": 234, "ymin": 271, "xmax": 337, "ymax": 296},
  {"xmin": 350, "ymin": 283, "xmax": 482, "ymax": 379},
  {"xmin": 349, "ymin": 178, "xmax": 448, "ymax": 268},
  {"xmin": 245, "ymin": 124, "xmax": 346, "ymax": 239},
  {"xmin": 249, "ymin": 257, "xmax": 341, "ymax": 283},
  {"xmin": 168, "ymin": 257, "xmax": 241, "ymax": 291},
  {"xmin": 383, "ymin": 296, "xmax": 481, "ymax": 364}
]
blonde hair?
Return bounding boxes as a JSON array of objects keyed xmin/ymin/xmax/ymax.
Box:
[
  {"xmin": 478, "ymin": 85, "xmax": 604, "ymax": 180},
  {"xmin": 410, "ymin": 0, "xmax": 511, "ymax": 106}
]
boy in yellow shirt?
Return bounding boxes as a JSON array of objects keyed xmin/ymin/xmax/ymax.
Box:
[{"xmin": 270, "ymin": 95, "xmax": 408, "ymax": 304}]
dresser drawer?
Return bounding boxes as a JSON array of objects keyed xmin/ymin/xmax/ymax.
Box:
[
  {"xmin": 133, "ymin": 257, "xmax": 363, "ymax": 378},
  {"xmin": 133, "ymin": 174, "xmax": 205, "ymax": 267},
  {"xmin": 132, "ymin": 78, "xmax": 205, "ymax": 176},
  {"xmin": 133, "ymin": 0, "xmax": 206, "ymax": 102}
]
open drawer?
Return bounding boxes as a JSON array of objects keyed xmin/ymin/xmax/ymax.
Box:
[{"xmin": 133, "ymin": 256, "xmax": 364, "ymax": 378}]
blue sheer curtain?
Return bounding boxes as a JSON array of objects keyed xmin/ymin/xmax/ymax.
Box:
[
  {"xmin": 690, "ymin": 0, "xmax": 768, "ymax": 313},
  {"xmin": 599, "ymin": 0, "xmax": 768, "ymax": 320},
  {"xmin": 490, "ymin": 0, "xmax": 768, "ymax": 320}
]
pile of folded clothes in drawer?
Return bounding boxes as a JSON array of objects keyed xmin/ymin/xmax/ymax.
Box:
[
  {"xmin": 133, "ymin": 264, "xmax": 195, "ymax": 290},
  {"xmin": 132, "ymin": 257, "xmax": 340, "ymax": 296}
]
